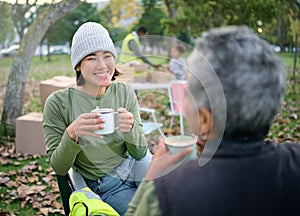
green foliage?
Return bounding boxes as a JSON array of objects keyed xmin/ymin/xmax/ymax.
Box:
[
  {"xmin": 98, "ymin": 4, "xmax": 113, "ymax": 29},
  {"xmin": 135, "ymin": 6, "xmax": 167, "ymax": 36},
  {"xmin": 11, "ymin": 2, "xmax": 38, "ymax": 41},
  {"xmin": 0, "ymin": 1, "xmax": 14, "ymax": 44},
  {"xmin": 45, "ymin": 1, "xmax": 100, "ymax": 44},
  {"xmin": 289, "ymin": 8, "xmax": 300, "ymax": 43},
  {"xmin": 163, "ymin": 0, "xmax": 282, "ymax": 37},
  {"xmin": 109, "ymin": 27, "xmax": 129, "ymax": 43},
  {"xmin": 98, "ymin": 4, "xmax": 132, "ymax": 43},
  {"xmin": 109, "ymin": 0, "xmax": 144, "ymax": 28}
]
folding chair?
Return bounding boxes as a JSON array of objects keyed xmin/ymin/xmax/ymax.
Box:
[
  {"xmin": 56, "ymin": 168, "xmax": 90, "ymax": 215},
  {"xmin": 140, "ymin": 107, "xmax": 164, "ymax": 136},
  {"xmin": 167, "ymin": 80, "xmax": 187, "ymax": 135}
]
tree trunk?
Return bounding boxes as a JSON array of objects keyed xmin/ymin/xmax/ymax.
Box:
[
  {"xmin": 1, "ymin": 0, "xmax": 81, "ymax": 137},
  {"xmin": 293, "ymin": 33, "xmax": 298, "ymax": 85},
  {"xmin": 279, "ymin": 18, "xmax": 285, "ymax": 52},
  {"xmin": 47, "ymin": 39, "xmax": 51, "ymax": 62},
  {"xmin": 164, "ymin": 0, "xmax": 176, "ymax": 19},
  {"xmin": 164, "ymin": 0, "xmax": 177, "ymax": 58}
]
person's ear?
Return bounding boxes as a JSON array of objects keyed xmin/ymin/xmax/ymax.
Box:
[
  {"xmin": 76, "ymin": 65, "xmax": 80, "ymax": 72},
  {"xmin": 198, "ymin": 107, "xmax": 212, "ymax": 137}
]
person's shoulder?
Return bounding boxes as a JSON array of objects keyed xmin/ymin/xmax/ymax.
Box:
[
  {"xmin": 276, "ymin": 141, "xmax": 300, "ymax": 153},
  {"xmin": 48, "ymin": 87, "xmax": 73, "ymax": 99},
  {"xmin": 112, "ymin": 82, "xmax": 134, "ymax": 91},
  {"xmin": 45, "ymin": 87, "xmax": 74, "ymax": 105},
  {"xmin": 275, "ymin": 142, "xmax": 300, "ymax": 188},
  {"xmin": 156, "ymin": 160, "xmax": 199, "ymax": 183},
  {"xmin": 44, "ymin": 87, "xmax": 75, "ymax": 115},
  {"xmin": 275, "ymin": 141, "xmax": 300, "ymax": 171},
  {"xmin": 275, "ymin": 141, "xmax": 300, "ymax": 161}
]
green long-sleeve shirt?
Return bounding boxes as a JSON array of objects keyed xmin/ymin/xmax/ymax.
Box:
[{"xmin": 43, "ymin": 82, "xmax": 147, "ymax": 180}]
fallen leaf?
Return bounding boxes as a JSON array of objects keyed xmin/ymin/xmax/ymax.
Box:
[
  {"xmin": 0, "ymin": 177, "xmax": 10, "ymax": 184},
  {"xmin": 21, "ymin": 199, "xmax": 29, "ymax": 208},
  {"xmin": 48, "ymin": 207, "xmax": 64, "ymax": 214},
  {"xmin": 42, "ymin": 200, "xmax": 52, "ymax": 206},
  {"xmin": 0, "ymin": 172, "xmax": 7, "ymax": 177},
  {"xmin": 42, "ymin": 176, "xmax": 53, "ymax": 184},
  {"xmin": 8, "ymin": 144, "xmax": 15, "ymax": 154},
  {"xmin": 0, "ymin": 158, "xmax": 10, "ymax": 165},
  {"xmin": 2, "ymin": 152, "xmax": 9, "ymax": 157},
  {"xmin": 17, "ymin": 184, "xmax": 47, "ymax": 197},
  {"xmin": 32, "ymin": 200, "xmax": 42, "ymax": 209},
  {"xmin": 52, "ymin": 201, "xmax": 63, "ymax": 209},
  {"xmin": 21, "ymin": 164, "xmax": 38, "ymax": 173},
  {"xmin": 290, "ymin": 113, "xmax": 298, "ymax": 119},
  {"xmin": 8, "ymin": 170, "xmax": 17, "ymax": 175},
  {"xmin": 5, "ymin": 181, "xmax": 19, "ymax": 188},
  {"xmin": 28, "ymin": 175, "xmax": 39, "ymax": 183},
  {"xmin": 39, "ymin": 208, "xmax": 49, "ymax": 216}
]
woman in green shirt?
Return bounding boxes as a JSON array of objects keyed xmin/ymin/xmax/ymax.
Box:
[{"xmin": 43, "ymin": 22, "xmax": 150, "ymax": 216}]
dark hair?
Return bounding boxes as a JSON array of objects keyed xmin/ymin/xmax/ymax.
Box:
[
  {"xmin": 137, "ymin": 26, "xmax": 147, "ymax": 34},
  {"xmin": 75, "ymin": 68, "xmax": 121, "ymax": 86},
  {"xmin": 175, "ymin": 44, "xmax": 186, "ymax": 53}
]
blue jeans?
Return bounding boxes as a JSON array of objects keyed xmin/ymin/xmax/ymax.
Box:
[{"xmin": 86, "ymin": 152, "xmax": 152, "ymax": 215}]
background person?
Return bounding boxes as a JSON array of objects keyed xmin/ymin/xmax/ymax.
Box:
[
  {"xmin": 43, "ymin": 22, "xmax": 151, "ymax": 216},
  {"xmin": 125, "ymin": 26, "xmax": 300, "ymax": 216},
  {"xmin": 119, "ymin": 26, "xmax": 159, "ymax": 68},
  {"xmin": 168, "ymin": 44, "xmax": 187, "ymax": 80}
]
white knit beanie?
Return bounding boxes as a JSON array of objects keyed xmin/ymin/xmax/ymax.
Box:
[{"xmin": 71, "ymin": 22, "xmax": 117, "ymax": 69}]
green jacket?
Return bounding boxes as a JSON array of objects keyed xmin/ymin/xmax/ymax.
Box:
[
  {"xmin": 43, "ymin": 82, "xmax": 147, "ymax": 180},
  {"xmin": 126, "ymin": 180, "xmax": 161, "ymax": 216}
]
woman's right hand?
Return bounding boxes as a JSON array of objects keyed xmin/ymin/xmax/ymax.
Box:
[{"xmin": 66, "ymin": 112, "xmax": 104, "ymax": 142}]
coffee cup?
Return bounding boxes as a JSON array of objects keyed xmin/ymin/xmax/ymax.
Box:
[
  {"xmin": 91, "ymin": 108, "xmax": 118, "ymax": 135},
  {"xmin": 165, "ymin": 135, "xmax": 197, "ymax": 160}
]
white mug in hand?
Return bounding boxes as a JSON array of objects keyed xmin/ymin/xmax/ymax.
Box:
[{"xmin": 91, "ymin": 108, "xmax": 119, "ymax": 135}]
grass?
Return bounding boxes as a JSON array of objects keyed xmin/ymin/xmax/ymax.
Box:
[
  {"xmin": 277, "ymin": 52, "xmax": 298, "ymax": 70},
  {"xmin": 0, "ymin": 51, "xmax": 299, "ymax": 215},
  {"xmin": 268, "ymin": 52, "xmax": 300, "ymax": 142},
  {"xmin": 0, "ymin": 202, "xmax": 38, "ymax": 215}
]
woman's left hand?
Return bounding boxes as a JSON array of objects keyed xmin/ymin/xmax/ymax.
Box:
[{"xmin": 117, "ymin": 107, "xmax": 134, "ymax": 133}]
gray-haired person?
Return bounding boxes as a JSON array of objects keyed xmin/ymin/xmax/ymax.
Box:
[{"xmin": 125, "ymin": 26, "xmax": 300, "ymax": 216}]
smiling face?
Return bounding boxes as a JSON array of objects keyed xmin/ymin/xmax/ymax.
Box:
[{"xmin": 76, "ymin": 51, "xmax": 115, "ymax": 95}]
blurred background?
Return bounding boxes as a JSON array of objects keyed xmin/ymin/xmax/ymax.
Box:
[{"xmin": 0, "ymin": 0, "xmax": 299, "ymax": 57}]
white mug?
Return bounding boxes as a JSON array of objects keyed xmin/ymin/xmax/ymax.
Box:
[{"xmin": 91, "ymin": 108, "xmax": 119, "ymax": 135}]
